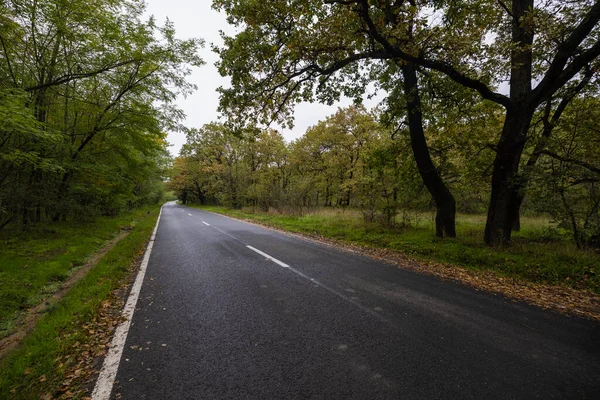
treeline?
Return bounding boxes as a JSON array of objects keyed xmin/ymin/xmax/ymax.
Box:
[
  {"xmin": 170, "ymin": 101, "xmax": 600, "ymax": 248},
  {"xmin": 212, "ymin": 0, "xmax": 600, "ymax": 246},
  {"xmin": 0, "ymin": 0, "xmax": 202, "ymax": 229}
]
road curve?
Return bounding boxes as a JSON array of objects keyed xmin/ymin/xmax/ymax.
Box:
[{"xmin": 108, "ymin": 201, "xmax": 600, "ymax": 399}]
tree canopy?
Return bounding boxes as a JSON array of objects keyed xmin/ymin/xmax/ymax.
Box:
[
  {"xmin": 213, "ymin": 0, "xmax": 600, "ymax": 245},
  {"xmin": 0, "ymin": 0, "xmax": 203, "ymax": 227}
]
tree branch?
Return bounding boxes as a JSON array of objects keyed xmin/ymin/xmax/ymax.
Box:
[
  {"xmin": 353, "ymin": 0, "xmax": 512, "ymax": 108},
  {"xmin": 532, "ymin": 0, "xmax": 600, "ymax": 103},
  {"xmin": 524, "ymin": 67, "xmax": 593, "ymax": 169},
  {"xmin": 496, "ymin": 0, "xmax": 513, "ymax": 18},
  {"xmin": 549, "ymin": 66, "xmax": 594, "ymax": 128},
  {"xmin": 24, "ymin": 58, "xmax": 139, "ymax": 92},
  {"xmin": 540, "ymin": 150, "xmax": 600, "ymax": 175},
  {"xmin": 0, "ymin": 36, "xmax": 17, "ymax": 86}
]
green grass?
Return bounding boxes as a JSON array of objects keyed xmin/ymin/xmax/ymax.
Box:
[
  {"xmin": 193, "ymin": 205, "xmax": 599, "ymax": 293},
  {"xmin": 0, "ymin": 206, "xmax": 160, "ymax": 399},
  {"xmin": 0, "ymin": 207, "xmax": 156, "ymax": 338}
]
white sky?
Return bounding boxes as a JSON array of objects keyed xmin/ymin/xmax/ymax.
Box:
[{"xmin": 144, "ymin": 0, "xmax": 382, "ymax": 156}]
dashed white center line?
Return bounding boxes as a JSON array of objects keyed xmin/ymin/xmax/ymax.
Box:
[
  {"xmin": 188, "ymin": 213, "xmax": 192, "ymax": 216},
  {"xmin": 247, "ymin": 245, "xmax": 290, "ymax": 268},
  {"xmin": 245, "ymin": 244, "xmax": 387, "ymax": 323},
  {"xmin": 202, "ymin": 221, "xmax": 210, "ymax": 226},
  {"xmin": 196, "ymin": 211, "xmax": 389, "ymax": 324}
]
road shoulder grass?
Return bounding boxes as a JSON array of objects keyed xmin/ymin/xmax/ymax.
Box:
[
  {"xmin": 193, "ymin": 205, "xmax": 600, "ymax": 319},
  {"xmin": 0, "ymin": 208, "xmax": 155, "ymax": 339},
  {"xmin": 0, "ymin": 206, "xmax": 160, "ymax": 399}
]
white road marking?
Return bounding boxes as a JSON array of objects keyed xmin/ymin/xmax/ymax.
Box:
[
  {"xmin": 91, "ymin": 206, "xmax": 163, "ymax": 400},
  {"xmin": 202, "ymin": 221, "xmax": 210, "ymax": 226},
  {"xmin": 188, "ymin": 213, "xmax": 192, "ymax": 216},
  {"xmin": 200, "ymin": 211, "xmax": 389, "ymax": 324},
  {"xmin": 245, "ymin": 244, "xmax": 387, "ymax": 323},
  {"xmin": 247, "ymin": 245, "xmax": 290, "ymax": 268}
]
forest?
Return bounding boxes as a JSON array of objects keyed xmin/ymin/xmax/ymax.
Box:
[
  {"xmin": 1, "ymin": 0, "xmax": 600, "ymax": 248},
  {"xmin": 170, "ymin": 0, "xmax": 600, "ymax": 250},
  {"xmin": 0, "ymin": 0, "xmax": 202, "ymax": 229},
  {"xmin": 171, "ymin": 100, "xmax": 600, "ymax": 249}
]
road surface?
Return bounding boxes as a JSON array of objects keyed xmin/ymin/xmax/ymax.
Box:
[{"xmin": 108, "ymin": 202, "xmax": 599, "ymax": 399}]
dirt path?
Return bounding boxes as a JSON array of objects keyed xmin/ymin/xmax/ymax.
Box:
[{"xmin": 0, "ymin": 230, "xmax": 131, "ymax": 359}]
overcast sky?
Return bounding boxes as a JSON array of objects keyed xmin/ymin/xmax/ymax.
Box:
[{"xmin": 144, "ymin": 0, "xmax": 382, "ymax": 156}]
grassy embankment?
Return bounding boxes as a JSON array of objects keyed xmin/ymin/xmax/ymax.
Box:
[
  {"xmin": 0, "ymin": 206, "xmax": 160, "ymax": 398},
  {"xmin": 193, "ymin": 205, "xmax": 599, "ymax": 293}
]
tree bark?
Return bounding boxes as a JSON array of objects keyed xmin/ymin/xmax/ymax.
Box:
[
  {"xmin": 401, "ymin": 63, "xmax": 456, "ymax": 238},
  {"xmin": 181, "ymin": 190, "xmax": 188, "ymax": 205},
  {"xmin": 484, "ymin": 108, "xmax": 533, "ymax": 245},
  {"xmin": 512, "ymin": 212, "xmax": 521, "ymax": 231},
  {"xmin": 483, "ymin": 0, "xmax": 536, "ymax": 245}
]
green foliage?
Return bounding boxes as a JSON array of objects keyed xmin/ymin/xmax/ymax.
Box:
[
  {"xmin": 526, "ymin": 96, "xmax": 600, "ymax": 248},
  {"xmin": 0, "ymin": 0, "xmax": 203, "ymax": 228},
  {"xmin": 171, "ymin": 107, "xmax": 416, "ymax": 219},
  {"xmin": 174, "ymin": 122, "xmax": 253, "ymax": 208},
  {"xmin": 213, "ymin": 0, "xmax": 600, "ymax": 245},
  {"xmin": 173, "ymin": 99, "xmax": 600, "ymax": 249}
]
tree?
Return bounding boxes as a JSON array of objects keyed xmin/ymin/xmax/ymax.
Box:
[
  {"xmin": 284, "ymin": 106, "xmax": 383, "ymax": 210},
  {"xmin": 0, "ymin": 0, "xmax": 203, "ymax": 226},
  {"xmin": 527, "ymin": 96, "xmax": 600, "ymax": 248},
  {"xmin": 246, "ymin": 129, "xmax": 289, "ymax": 210},
  {"xmin": 214, "ymin": 0, "xmax": 600, "ymax": 245},
  {"xmin": 178, "ymin": 123, "xmax": 251, "ymax": 208},
  {"xmin": 400, "ymin": 63, "xmax": 456, "ymax": 236}
]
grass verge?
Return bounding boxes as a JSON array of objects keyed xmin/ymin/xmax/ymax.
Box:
[
  {"xmin": 194, "ymin": 205, "xmax": 599, "ymax": 294},
  {"xmin": 0, "ymin": 206, "xmax": 160, "ymax": 399},
  {"xmin": 0, "ymin": 207, "xmax": 155, "ymax": 337}
]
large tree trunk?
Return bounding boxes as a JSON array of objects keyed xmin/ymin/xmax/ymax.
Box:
[
  {"xmin": 484, "ymin": 109, "xmax": 533, "ymax": 245},
  {"xmin": 401, "ymin": 63, "xmax": 456, "ymax": 238},
  {"xmin": 484, "ymin": 0, "xmax": 535, "ymax": 246}
]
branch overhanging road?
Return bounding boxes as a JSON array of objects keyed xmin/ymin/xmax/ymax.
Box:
[{"xmin": 100, "ymin": 201, "xmax": 599, "ymax": 399}]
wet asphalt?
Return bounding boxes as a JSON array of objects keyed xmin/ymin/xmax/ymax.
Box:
[{"xmin": 111, "ymin": 201, "xmax": 600, "ymax": 399}]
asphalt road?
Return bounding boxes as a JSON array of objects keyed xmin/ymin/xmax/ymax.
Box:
[{"xmin": 110, "ymin": 201, "xmax": 600, "ymax": 399}]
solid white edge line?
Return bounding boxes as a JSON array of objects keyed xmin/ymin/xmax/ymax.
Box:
[
  {"xmin": 91, "ymin": 206, "xmax": 163, "ymax": 400},
  {"xmin": 202, "ymin": 221, "xmax": 210, "ymax": 226},
  {"xmin": 246, "ymin": 245, "xmax": 290, "ymax": 268}
]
